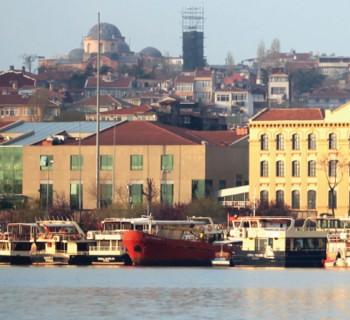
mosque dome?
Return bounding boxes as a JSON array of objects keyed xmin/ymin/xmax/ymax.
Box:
[
  {"xmin": 68, "ymin": 48, "xmax": 84, "ymax": 62},
  {"xmin": 116, "ymin": 39, "xmax": 130, "ymax": 52},
  {"xmin": 139, "ymin": 47, "xmax": 163, "ymax": 58},
  {"xmin": 88, "ymin": 23, "xmax": 122, "ymax": 40}
]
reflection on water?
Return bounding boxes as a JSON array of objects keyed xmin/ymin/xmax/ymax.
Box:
[{"xmin": 0, "ymin": 266, "xmax": 349, "ymax": 319}]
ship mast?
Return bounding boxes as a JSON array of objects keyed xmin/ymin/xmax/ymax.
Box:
[{"xmin": 95, "ymin": 12, "xmax": 101, "ymax": 209}]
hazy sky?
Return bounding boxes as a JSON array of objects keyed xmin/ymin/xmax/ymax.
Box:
[{"xmin": 1, "ymin": 0, "xmax": 350, "ymax": 72}]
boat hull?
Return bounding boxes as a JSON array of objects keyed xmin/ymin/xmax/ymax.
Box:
[
  {"xmin": 89, "ymin": 254, "xmax": 132, "ymax": 266},
  {"xmin": 0, "ymin": 255, "xmax": 32, "ymax": 265},
  {"xmin": 232, "ymin": 250, "xmax": 326, "ymax": 268},
  {"xmin": 30, "ymin": 253, "xmax": 91, "ymax": 265},
  {"xmin": 123, "ymin": 230, "xmax": 224, "ymax": 266}
]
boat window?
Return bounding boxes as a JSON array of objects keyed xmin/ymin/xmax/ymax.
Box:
[
  {"xmin": 243, "ymin": 221, "xmax": 250, "ymax": 228},
  {"xmin": 295, "ymin": 239, "xmax": 304, "ymax": 250},
  {"xmin": 305, "ymin": 238, "xmax": 316, "ymax": 249},
  {"xmin": 257, "ymin": 238, "xmax": 267, "ymax": 250}
]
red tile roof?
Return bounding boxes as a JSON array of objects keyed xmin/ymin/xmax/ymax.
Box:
[
  {"xmin": 71, "ymin": 95, "xmax": 120, "ymax": 106},
  {"xmin": 252, "ymin": 108, "xmax": 324, "ymax": 121},
  {"xmin": 0, "ymin": 70, "xmax": 36, "ymax": 87},
  {"xmin": 67, "ymin": 121, "xmax": 247, "ymax": 146},
  {"xmin": 175, "ymin": 75, "xmax": 195, "ymax": 83},
  {"xmin": 195, "ymin": 68, "xmax": 213, "ymax": 78},
  {"xmin": 0, "ymin": 121, "xmax": 15, "ymax": 129},
  {"xmin": 101, "ymin": 105, "xmax": 153, "ymax": 115},
  {"xmin": 223, "ymin": 73, "xmax": 244, "ymax": 86},
  {"xmin": 0, "ymin": 93, "xmax": 30, "ymax": 105}
]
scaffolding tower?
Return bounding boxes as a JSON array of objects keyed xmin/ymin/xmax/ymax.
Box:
[{"xmin": 182, "ymin": 7, "xmax": 205, "ymax": 71}]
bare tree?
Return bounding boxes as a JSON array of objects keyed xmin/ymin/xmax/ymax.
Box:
[
  {"xmin": 115, "ymin": 183, "xmax": 132, "ymax": 208},
  {"xmin": 142, "ymin": 178, "xmax": 160, "ymax": 214},
  {"xmin": 21, "ymin": 53, "xmax": 38, "ymax": 73},
  {"xmin": 318, "ymin": 151, "xmax": 347, "ymax": 216},
  {"xmin": 29, "ymin": 88, "xmax": 50, "ymax": 121},
  {"xmin": 226, "ymin": 51, "xmax": 235, "ymax": 76},
  {"xmin": 265, "ymin": 38, "xmax": 281, "ymax": 67},
  {"xmin": 257, "ymin": 40, "xmax": 266, "ymax": 66}
]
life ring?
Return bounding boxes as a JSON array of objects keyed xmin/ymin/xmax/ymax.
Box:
[
  {"xmin": 207, "ymin": 225, "xmax": 212, "ymax": 232},
  {"xmin": 216, "ymin": 224, "xmax": 223, "ymax": 230}
]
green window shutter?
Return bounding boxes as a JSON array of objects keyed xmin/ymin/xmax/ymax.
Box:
[
  {"xmin": 161, "ymin": 155, "xmax": 174, "ymax": 171},
  {"xmin": 130, "ymin": 184, "xmax": 143, "ymax": 204},
  {"xmin": 100, "ymin": 155, "xmax": 113, "ymax": 170},
  {"xmin": 161, "ymin": 184, "xmax": 173, "ymax": 204},
  {"xmin": 71, "ymin": 155, "xmax": 83, "ymax": 171},
  {"xmin": 131, "ymin": 155, "xmax": 143, "ymax": 170},
  {"xmin": 100, "ymin": 183, "xmax": 112, "ymax": 207}
]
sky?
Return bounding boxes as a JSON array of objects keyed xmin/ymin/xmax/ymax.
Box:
[{"xmin": 1, "ymin": 0, "xmax": 350, "ymax": 72}]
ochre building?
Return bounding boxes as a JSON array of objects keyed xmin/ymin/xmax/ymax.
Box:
[{"xmin": 248, "ymin": 104, "xmax": 350, "ymax": 217}]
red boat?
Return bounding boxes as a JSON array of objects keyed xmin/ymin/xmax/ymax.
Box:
[{"xmin": 122, "ymin": 216, "xmax": 232, "ymax": 266}]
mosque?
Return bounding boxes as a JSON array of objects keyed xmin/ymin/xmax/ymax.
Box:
[{"xmin": 38, "ymin": 22, "xmax": 164, "ymax": 73}]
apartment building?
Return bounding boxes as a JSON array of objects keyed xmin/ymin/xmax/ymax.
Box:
[{"xmin": 248, "ymin": 104, "xmax": 350, "ymax": 217}]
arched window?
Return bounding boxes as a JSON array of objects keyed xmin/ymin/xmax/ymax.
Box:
[
  {"xmin": 328, "ymin": 133, "xmax": 337, "ymax": 150},
  {"xmin": 276, "ymin": 161, "xmax": 284, "ymax": 177},
  {"xmin": 260, "ymin": 190, "xmax": 269, "ymax": 205},
  {"xmin": 292, "ymin": 160, "xmax": 300, "ymax": 177},
  {"xmin": 308, "ymin": 160, "xmax": 316, "ymax": 177},
  {"xmin": 307, "ymin": 190, "xmax": 316, "ymax": 209},
  {"xmin": 292, "ymin": 134, "xmax": 300, "ymax": 150},
  {"xmin": 328, "ymin": 160, "xmax": 337, "ymax": 177},
  {"xmin": 276, "ymin": 134, "xmax": 284, "ymax": 150},
  {"xmin": 276, "ymin": 190, "xmax": 284, "ymax": 205},
  {"xmin": 308, "ymin": 133, "xmax": 316, "ymax": 150},
  {"xmin": 260, "ymin": 161, "xmax": 269, "ymax": 177},
  {"xmin": 260, "ymin": 134, "xmax": 269, "ymax": 150},
  {"xmin": 291, "ymin": 190, "xmax": 300, "ymax": 209}
]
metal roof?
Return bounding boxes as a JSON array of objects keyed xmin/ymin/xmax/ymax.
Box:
[{"xmin": 0, "ymin": 121, "xmax": 115, "ymax": 146}]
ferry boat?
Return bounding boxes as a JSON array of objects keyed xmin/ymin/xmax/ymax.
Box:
[
  {"xmin": 122, "ymin": 216, "xmax": 232, "ymax": 266},
  {"xmin": 0, "ymin": 223, "xmax": 38, "ymax": 265},
  {"xmin": 87, "ymin": 216, "xmax": 151, "ymax": 265},
  {"xmin": 30, "ymin": 219, "xmax": 91, "ymax": 265},
  {"xmin": 229, "ymin": 216, "xmax": 328, "ymax": 268}
]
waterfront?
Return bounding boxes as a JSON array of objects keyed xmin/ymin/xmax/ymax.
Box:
[{"xmin": 0, "ymin": 266, "xmax": 349, "ymax": 320}]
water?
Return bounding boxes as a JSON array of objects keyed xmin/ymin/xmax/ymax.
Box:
[{"xmin": 0, "ymin": 266, "xmax": 348, "ymax": 320}]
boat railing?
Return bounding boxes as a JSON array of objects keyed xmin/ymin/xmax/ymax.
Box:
[
  {"xmin": 1, "ymin": 233, "xmax": 34, "ymax": 241},
  {"xmin": 95, "ymin": 230, "xmax": 126, "ymax": 235},
  {"xmin": 89, "ymin": 245, "xmax": 125, "ymax": 252},
  {"xmin": 36, "ymin": 233, "xmax": 84, "ymax": 241}
]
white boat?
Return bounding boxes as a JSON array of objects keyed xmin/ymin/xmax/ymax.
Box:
[
  {"xmin": 229, "ymin": 216, "xmax": 328, "ymax": 267},
  {"xmin": 0, "ymin": 223, "xmax": 38, "ymax": 265},
  {"xmin": 30, "ymin": 218, "xmax": 91, "ymax": 265},
  {"xmin": 87, "ymin": 216, "xmax": 152, "ymax": 265}
]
